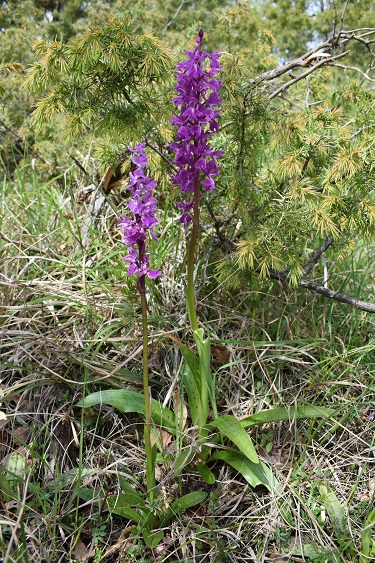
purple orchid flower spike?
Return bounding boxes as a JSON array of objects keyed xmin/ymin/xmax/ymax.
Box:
[
  {"xmin": 118, "ymin": 143, "xmax": 161, "ymax": 293},
  {"xmin": 170, "ymin": 28, "xmax": 223, "ymax": 227}
]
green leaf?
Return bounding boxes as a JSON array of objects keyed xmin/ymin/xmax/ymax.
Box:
[
  {"xmin": 160, "ymin": 491, "xmax": 208, "ymax": 527},
  {"xmin": 79, "ymin": 481, "xmax": 152, "ymax": 523},
  {"xmin": 193, "ymin": 328, "xmax": 212, "ymax": 427},
  {"xmin": 196, "ymin": 462, "xmax": 216, "ymax": 485},
  {"xmin": 209, "ymin": 450, "xmax": 277, "ymax": 491},
  {"xmin": 173, "ymin": 446, "xmax": 198, "ymax": 476},
  {"xmin": 0, "ymin": 469, "xmax": 13, "ymax": 502},
  {"xmin": 178, "ymin": 340, "xmax": 203, "ymax": 428},
  {"xmin": 193, "ymin": 328, "xmax": 212, "ymax": 389},
  {"xmin": 79, "ymin": 487, "xmax": 101, "ymax": 503},
  {"xmin": 77, "ymin": 389, "xmax": 176, "ymax": 432},
  {"xmin": 143, "ymin": 529, "xmax": 164, "ymax": 549},
  {"xmin": 178, "ymin": 341, "xmax": 200, "ymax": 377},
  {"xmin": 106, "ymin": 502, "xmax": 143, "ymax": 522},
  {"xmin": 361, "ymin": 508, "xmax": 375, "ymax": 561},
  {"xmin": 181, "ymin": 363, "xmax": 202, "ymax": 430},
  {"xmin": 118, "ymin": 474, "xmax": 137, "ymax": 494},
  {"xmin": 289, "ymin": 543, "xmax": 335, "ymax": 560},
  {"xmin": 209, "ymin": 414, "xmax": 259, "ymax": 464},
  {"xmin": 79, "ymin": 485, "xmax": 149, "ymax": 523},
  {"xmin": 240, "ymin": 406, "xmax": 335, "ymax": 428},
  {"xmin": 175, "ymin": 331, "xmax": 211, "ymax": 432},
  {"xmin": 212, "ymin": 453, "xmax": 294, "ymax": 527},
  {"xmin": 317, "ymin": 483, "xmax": 348, "ymax": 541},
  {"xmin": 5, "ymin": 451, "xmax": 28, "ymax": 484},
  {"xmin": 105, "ymin": 493, "xmax": 148, "ymax": 520},
  {"xmin": 117, "ymin": 476, "xmax": 147, "ymax": 507}
]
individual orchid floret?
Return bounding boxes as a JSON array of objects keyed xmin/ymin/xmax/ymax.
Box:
[
  {"xmin": 170, "ymin": 28, "xmax": 223, "ymax": 227},
  {"xmin": 118, "ymin": 143, "xmax": 161, "ymax": 292}
]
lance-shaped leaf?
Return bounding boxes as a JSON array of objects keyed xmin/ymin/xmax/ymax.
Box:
[
  {"xmin": 240, "ymin": 406, "xmax": 335, "ymax": 428},
  {"xmin": 209, "ymin": 414, "xmax": 259, "ymax": 464},
  {"xmin": 159, "ymin": 491, "xmax": 208, "ymax": 527},
  {"xmin": 317, "ymin": 482, "xmax": 348, "ymax": 540},
  {"xmin": 209, "ymin": 450, "xmax": 275, "ymax": 490},
  {"xmin": 77, "ymin": 389, "xmax": 176, "ymax": 432}
]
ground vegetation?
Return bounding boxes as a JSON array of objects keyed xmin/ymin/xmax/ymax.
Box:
[{"xmin": 1, "ymin": 1, "xmax": 375, "ymax": 562}]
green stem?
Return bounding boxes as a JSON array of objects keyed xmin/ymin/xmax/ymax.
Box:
[
  {"xmin": 140, "ymin": 288, "xmax": 155, "ymax": 495},
  {"xmin": 186, "ymin": 175, "xmax": 200, "ymax": 332}
]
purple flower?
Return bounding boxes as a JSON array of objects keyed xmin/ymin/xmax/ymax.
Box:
[
  {"xmin": 170, "ymin": 29, "xmax": 223, "ymax": 227},
  {"xmin": 118, "ymin": 143, "xmax": 161, "ymax": 292}
]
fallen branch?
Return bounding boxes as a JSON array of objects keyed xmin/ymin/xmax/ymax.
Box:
[
  {"xmin": 299, "ymin": 279, "xmax": 375, "ymax": 313},
  {"xmin": 269, "ymin": 268, "xmax": 375, "ymax": 313}
]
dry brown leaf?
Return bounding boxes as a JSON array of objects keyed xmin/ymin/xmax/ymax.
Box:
[
  {"xmin": 150, "ymin": 427, "xmax": 173, "ymax": 449},
  {"xmin": 212, "ymin": 344, "xmax": 231, "ymax": 366},
  {"xmin": 72, "ymin": 539, "xmax": 93, "ymax": 562},
  {"xmin": 103, "ymin": 525, "xmax": 136, "ymax": 558},
  {"xmin": 160, "ymin": 429, "xmax": 173, "ymax": 449},
  {"xmin": 12, "ymin": 427, "xmax": 31, "ymax": 445},
  {"xmin": 265, "ymin": 555, "xmax": 289, "ymax": 562},
  {"xmin": 259, "ymin": 446, "xmax": 289, "ymax": 466},
  {"xmin": 357, "ymin": 477, "xmax": 375, "ymax": 502}
]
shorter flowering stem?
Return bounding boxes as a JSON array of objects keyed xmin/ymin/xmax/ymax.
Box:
[
  {"xmin": 140, "ymin": 286, "xmax": 155, "ymax": 495},
  {"xmin": 118, "ymin": 142, "xmax": 160, "ymax": 498}
]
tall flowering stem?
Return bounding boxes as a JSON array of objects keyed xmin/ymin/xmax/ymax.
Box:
[
  {"xmin": 118, "ymin": 142, "xmax": 160, "ymax": 495},
  {"xmin": 170, "ymin": 30, "xmax": 222, "ymax": 441},
  {"xmin": 170, "ymin": 29, "xmax": 222, "ymax": 329}
]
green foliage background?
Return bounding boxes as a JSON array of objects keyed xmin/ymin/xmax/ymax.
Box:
[{"xmin": 1, "ymin": 0, "xmax": 375, "ymax": 293}]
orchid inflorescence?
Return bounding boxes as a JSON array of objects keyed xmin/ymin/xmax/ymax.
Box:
[
  {"xmin": 118, "ymin": 142, "xmax": 161, "ymax": 293},
  {"xmin": 170, "ymin": 28, "xmax": 223, "ymax": 230}
]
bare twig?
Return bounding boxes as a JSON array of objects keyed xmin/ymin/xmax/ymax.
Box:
[
  {"xmin": 264, "ymin": 238, "xmax": 375, "ymax": 313},
  {"xmin": 339, "ymin": 0, "xmax": 350, "ymax": 36},
  {"xmin": 245, "ymin": 38, "xmax": 338, "ymax": 86},
  {"xmin": 0, "ymin": 119, "xmax": 48, "ymax": 164},
  {"xmin": 145, "ymin": 139, "xmax": 177, "ymax": 170},
  {"xmin": 351, "ymin": 124, "xmax": 375, "ymax": 139},
  {"xmin": 299, "ymin": 279, "xmax": 375, "ymax": 313},
  {"xmin": 268, "ymin": 51, "xmax": 349, "ymax": 100},
  {"xmin": 303, "ymin": 238, "xmax": 334, "ymax": 275},
  {"xmin": 162, "ymin": 0, "xmax": 186, "ymax": 35},
  {"xmin": 332, "ymin": 63, "xmax": 375, "ymax": 82},
  {"xmin": 241, "ymin": 28, "xmax": 375, "ymax": 97},
  {"xmin": 67, "ymin": 151, "xmax": 93, "ymax": 179},
  {"xmin": 332, "ymin": 0, "xmax": 337, "ymax": 40},
  {"xmin": 204, "ymin": 198, "xmax": 236, "ymax": 246}
]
